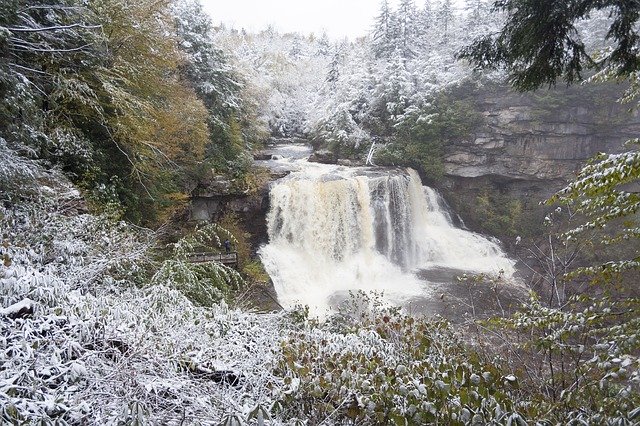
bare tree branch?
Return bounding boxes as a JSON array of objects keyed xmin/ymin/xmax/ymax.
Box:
[
  {"xmin": 9, "ymin": 43, "xmax": 95, "ymax": 54},
  {"xmin": 7, "ymin": 23, "xmax": 101, "ymax": 33}
]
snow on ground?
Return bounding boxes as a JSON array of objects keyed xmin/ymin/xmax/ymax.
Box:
[{"xmin": 0, "ymin": 161, "xmax": 291, "ymax": 424}]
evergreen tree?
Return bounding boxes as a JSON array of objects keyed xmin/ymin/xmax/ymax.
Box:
[
  {"xmin": 326, "ymin": 57, "xmax": 340, "ymax": 89},
  {"xmin": 437, "ymin": 0, "xmax": 454, "ymax": 38},
  {"xmin": 172, "ymin": 0, "xmax": 241, "ymax": 126},
  {"xmin": 0, "ymin": 0, "xmax": 104, "ymax": 153},
  {"xmin": 417, "ymin": 0, "xmax": 434, "ymax": 42},
  {"xmin": 397, "ymin": 0, "xmax": 419, "ymax": 59},
  {"xmin": 372, "ymin": 0, "xmax": 396, "ymax": 59},
  {"xmin": 458, "ymin": 0, "xmax": 640, "ymax": 90},
  {"xmin": 326, "ymin": 46, "xmax": 342, "ymax": 89},
  {"xmin": 462, "ymin": 0, "xmax": 493, "ymax": 44},
  {"xmin": 316, "ymin": 32, "xmax": 331, "ymax": 57},
  {"xmin": 290, "ymin": 35, "xmax": 302, "ymax": 59}
]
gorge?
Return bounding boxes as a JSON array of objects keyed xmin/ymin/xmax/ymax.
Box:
[
  {"xmin": 187, "ymin": 80, "xmax": 640, "ymax": 315},
  {"xmin": 3, "ymin": 0, "xmax": 639, "ymax": 423}
]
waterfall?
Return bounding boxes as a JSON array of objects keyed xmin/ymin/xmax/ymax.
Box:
[{"xmin": 258, "ymin": 159, "xmax": 515, "ymax": 315}]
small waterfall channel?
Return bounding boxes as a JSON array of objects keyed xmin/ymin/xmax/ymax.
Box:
[{"xmin": 258, "ymin": 145, "xmax": 516, "ymax": 315}]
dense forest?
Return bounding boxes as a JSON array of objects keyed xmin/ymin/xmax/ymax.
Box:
[
  {"xmin": 0, "ymin": 0, "xmax": 264, "ymax": 227},
  {"xmin": 212, "ymin": 0, "xmax": 611, "ymax": 180},
  {"xmin": 1, "ymin": 0, "xmax": 639, "ymax": 424}
]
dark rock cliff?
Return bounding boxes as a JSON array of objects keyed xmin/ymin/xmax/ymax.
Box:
[{"xmin": 190, "ymin": 173, "xmax": 274, "ymax": 250}]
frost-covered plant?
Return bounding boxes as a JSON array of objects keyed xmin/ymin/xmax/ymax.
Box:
[
  {"xmin": 1, "ymin": 281, "xmax": 288, "ymax": 424},
  {"xmin": 274, "ymin": 292, "xmax": 527, "ymax": 425},
  {"xmin": 0, "ymin": 137, "xmax": 38, "ymax": 194},
  {"xmin": 481, "ymin": 294, "xmax": 640, "ymax": 424},
  {"xmin": 1, "ymin": 157, "xmax": 286, "ymax": 424},
  {"xmin": 1, "ymin": 173, "xmax": 151, "ymax": 308},
  {"xmin": 152, "ymin": 224, "xmax": 244, "ymax": 306},
  {"xmin": 548, "ymin": 140, "xmax": 640, "ymax": 281}
]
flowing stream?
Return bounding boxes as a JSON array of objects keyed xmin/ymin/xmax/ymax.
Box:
[{"xmin": 258, "ymin": 145, "xmax": 517, "ymax": 315}]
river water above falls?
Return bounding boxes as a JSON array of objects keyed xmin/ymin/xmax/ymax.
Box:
[{"xmin": 258, "ymin": 145, "xmax": 518, "ymax": 317}]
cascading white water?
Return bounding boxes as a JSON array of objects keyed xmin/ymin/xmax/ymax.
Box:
[{"xmin": 258, "ymin": 154, "xmax": 515, "ymax": 315}]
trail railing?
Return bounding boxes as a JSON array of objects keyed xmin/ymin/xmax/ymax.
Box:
[{"xmin": 186, "ymin": 252, "xmax": 238, "ymax": 268}]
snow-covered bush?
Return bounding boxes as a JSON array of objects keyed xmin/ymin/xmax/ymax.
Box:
[
  {"xmin": 152, "ymin": 224, "xmax": 244, "ymax": 306},
  {"xmin": 481, "ymin": 294, "xmax": 640, "ymax": 424},
  {"xmin": 274, "ymin": 292, "xmax": 527, "ymax": 425},
  {"xmin": 0, "ymin": 160, "xmax": 283, "ymax": 424}
]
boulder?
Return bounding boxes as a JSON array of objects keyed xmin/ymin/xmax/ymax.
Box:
[
  {"xmin": 337, "ymin": 159, "xmax": 364, "ymax": 167},
  {"xmin": 253, "ymin": 152, "xmax": 272, "ymax": 161},
  {"xmin": 308, "ymin": 149, "xmax": 336, "ymax": 164},
  {"xmin": 197, "ymin": 174, "xmax": 234, "ymax": 197}
]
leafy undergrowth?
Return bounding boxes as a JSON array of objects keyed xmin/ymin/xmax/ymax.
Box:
[
  {"xmin": 1, "ymin": 154, "xmax": 639, "ymax": 425},
  {"xmin": 277, "ymin": 295, "xmax": 526, "ymax": 425},
  {"xmin": 0, "ymin": 161, "xmax": 286, "ymax": 424}
]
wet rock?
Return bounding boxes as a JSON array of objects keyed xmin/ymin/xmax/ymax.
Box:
[
  {"xmin": 337, "ymin": 159, "xmax": 364, "ymax": 167},
  {"xmin": 190, "ymin": 169, "xmax": 280, "ymax": 247},
  {"xmin": 253, "ymin": 152, "xmax": 272, "ymax": 161},
  {"xmin": 197, "ymin": 174, "xmax": 234, "ymax": 197},
  {"xmin": 186, "ymin": 363, "xmax": 244, "ymax": 387},
  {"xmin": 308, "ymin": 149, "xmax": 336, "ymax": 164}
]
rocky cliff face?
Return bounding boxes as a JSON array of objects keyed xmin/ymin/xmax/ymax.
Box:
[
  {"xmin": 444, "ymin": 83, "xmax": 640, "ymax": 182},
  {"xmin": 188, "ymin": 146, "xmax": 301, "ymax": 250},
  {"xmin": 441, "ymin": 83, "xmax": 640, "ymax": 241},
  {"xmin": 190, "ymin": 172, "xmax": 276, "ymax": 249}
]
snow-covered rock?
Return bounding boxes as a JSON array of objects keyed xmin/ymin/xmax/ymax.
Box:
[{"xmin": 0, "ymin": 298, "xmax": 35, "ymax": 319}]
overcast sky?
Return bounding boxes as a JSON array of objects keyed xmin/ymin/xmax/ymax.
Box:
[{"xmin": 200, "ymin": 0, "xmax": 402, "ymax": 40}]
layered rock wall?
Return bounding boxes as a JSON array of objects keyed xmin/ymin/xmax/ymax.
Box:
[
  {"xmin": 190, "ymin": 174, "xmax": 273, "ymax": 249},
  {"xmin": 444, "ymin": 84, "xmax": 640, "ymax": 182},
  {"xmin": 441, "ymin": 83, "xmax": 640, "ymax": 241}
]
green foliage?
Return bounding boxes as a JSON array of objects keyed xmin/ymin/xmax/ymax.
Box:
[
  {"xmin": 460, "ymin": 10, "xmax": 640, "ymax": 421},
  {"xmin": 469, "ymin": 190, "xmax": 534, "ymax": 239},
  {"xmin": 0, "ymin": 0, "xmax": 256, "ymax": 227},
  {"xmin": 275, "ymin": 292, "xmax": 527, "ymax": 425},
  {"xmin": 152, "ymin": 224, "xmax": 243, "ymax": 306},
  {"xmin": 173, "ymin": 1, "xmax": 258, "ymax": 184},
  {"xmin": 458, "ymin": 0, "xmax": 640, "ymax": 91},
  {"xmin": 548, "ymin": 141, "xmax": 640, "ymax": 281},
  {"xmin": 272, "ymin": 292, "xmax": 638, "ymax": 424},
  {"xmin": 375, "ymin": 95, "xmax": 483, "ymax": 181},
  {"xmin": 484, "ymin": 294, "xmax": 640, "ymax": 424},
  {"xmin": 242, "ymin": 259, "xmax": 270, "ymax": 284},
  {"xmin": 205, "ymin": 115, "xmax": 253, "ymax": 177}
]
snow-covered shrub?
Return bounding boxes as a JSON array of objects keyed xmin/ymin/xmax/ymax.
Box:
[
  {"xmin": 0, "ymin": 137, "xmax": 38, "ymax": 194},
  {"xmin": 481, "ymin": 294, "xmax": 640, "ymax": 425},
  {"xmin": 274, "ymin": 292, "xmax": 527, "ymax": 425},
  {"xmin": 1, "ymin": 282, "xmax": 288, "ymax": 424},
  {"xmin": 152, "ymin": 224, "xmax": 244, "ymax": 306},
  {"xmin": 0, "ymin": 161, "xmax": 285, "ymax": 424}
]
